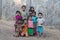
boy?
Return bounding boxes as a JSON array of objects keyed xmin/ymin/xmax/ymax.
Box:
[
  {"xmin": 20, "ymin": 5, "xmax": 27, "ymax": 24},
  {"xmin": 21, "ymin": 5, "xmax": 27, "ymax": 19},
  {"xmin": 37, "ymin": 12, "xmax": 45, "ymax": 37}
]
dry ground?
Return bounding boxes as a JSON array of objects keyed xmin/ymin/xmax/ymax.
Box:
[{"xmin": 0, "ymin": 20, "xmax": 60, "ymax": 40}]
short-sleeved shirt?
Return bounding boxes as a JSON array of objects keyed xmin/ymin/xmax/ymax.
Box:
[
  {"xmin": 28, "ymin": 20, "xmax": 34, "ymax": 28},
  {"xmin": 15, "ymin": 15, "xmax": 22, "ymax": 24},
  {"xmin": 37, "ymin": 18, "xmax": 45, "ymax": 26},
  {"xmin": 15, "ymin": 15, "xmax": 22, "ymax": 20},
  {"xmin": 32, "ymin": 16, "xmax": 38, "ymax": 25},
  {"xmin": 20, "ymin": 10, "xmax": 27, "ymax": 19}
]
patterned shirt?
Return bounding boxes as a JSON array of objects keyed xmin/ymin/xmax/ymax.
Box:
[{"xmin": 28, "ymin": 20, "xmax": 34, "ymax": 28}]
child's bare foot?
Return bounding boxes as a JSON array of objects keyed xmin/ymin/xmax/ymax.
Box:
[
  {"xmin": 25, "ymin": 35, "xmax": 28, "ymax": 37},
  {"xmin": 13, "ymin": 34, "xmax": 19, "ymax": 37},
  {"xmin": 25, "ymin": 33, "xmax": 28, "ymax": 37}
]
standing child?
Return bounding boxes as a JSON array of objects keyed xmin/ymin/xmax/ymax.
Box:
[
  {"xmin": 21, "ymin": 5, "xmax": 28, "ymax": 24},
  {"xmin": 28, "ymin": 16, "xmax": 34, "ymax": 36},
  {"xmin": 21, "ymin": 5, "xmax": 26, "ymax": 17},
  {"xmin": 21, "ymin": 19, "xmax": 28, "ymax": 37},
  {"xmin": 37, "ymin": 12, "xmax": 45, "ymax": 37},
  {"xmin": 14, "ymin": 11, "xmax": 22, "ymax": 37},
  {"xmin": 32, "ymin": 11, "xmax": 38, "ymax": 35},
  {"xmin": 28, "ymin": 10, "xmax": 33, "ymax": 17}
]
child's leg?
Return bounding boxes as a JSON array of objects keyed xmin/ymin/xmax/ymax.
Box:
[
  {"xmin": 21, "ymin": 32, "xmax": 24, "ymax": 36},
  {"xmin": 25, "ymin": 32, "xmax": 28, "ymax": 37},
  {"xmin": 34, "ymin": 26, "xmax": 37, "ymax": 35},
  {"xmin": 16, "ymin": 24, "xmax": 21, "ymax": 36},
  {"xmin": 14, "ymin": 28, "xmax": 20, "ymax": 37},
  {"xmin": 28, "ymin": 28, "xmax": 34, "ymax": 36},
  {"xmin": 37, "ymin": 32, "xmax": 40, "ymax": 37},
  {"xmin": 38, "ymin": 26, "xmax": 44, "ymax": 37},
  {"xmin": 37, "ymin": 26, "xmax": 40, "ymax": 37},
  {"xmin": 14, "ymin": 24, "xmax": 17, "ymax": 32},
  {"xmin": 37, "ymin": 32, "xmax": 43, "ymax": 37},
  {"xmin": 34, "ymin": 24, "xmax": 37, "ymax": 35},
  {"xmin": 40, "ymin": 33, "xmax": 43, "ymax": 36}
]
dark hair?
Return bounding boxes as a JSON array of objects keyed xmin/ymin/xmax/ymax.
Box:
[
  {"xmin": 28, "ymin": 16, "xmax": 32, "ymax": 19},
  {"xmin": 29, "ymin": 10, "xmax": 35, "ymax": 13},
  {"xmin": 29, "ymin": 10, "xmax": 32, "ymax": 12},
  {"xmin": 24, "ymin": 18, "xmax": 26, "ymax": 20},
  {"xmin": 21, "ymin": 5, "xmax": 26, "ymax": 8},
  {"xmin": 33, "ymin": 11, "xmax": 36, "ymax": 15},
  {"xmin": 38, "ymin": 12, "xmax": 43, "ymax": 16},
  {"xmin": 30, "ymin": 6, "xmax": 34, "ymax": 10},
  {"xmin": 16, "ymin": 10, "xmax": 21, "ymax": 15}
]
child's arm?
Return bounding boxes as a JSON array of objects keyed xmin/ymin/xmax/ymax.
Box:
[
  {"xmin": 41, "ymin": 19, "xmax": 45, "ymax": 25},
  {"xmin": 37, "ymin": 19, "xmax": 38, "ymax": 27},
  {"xmin": 21, "ymin": 24, "xmax": 24, "ymax": 27},
  {"xmin": 41, "ymin": 23, "xmax": 44, "ymax": 25},
  {"xmin": 37, "ymin": 22, "xmax": 38, "ymax": 27}
]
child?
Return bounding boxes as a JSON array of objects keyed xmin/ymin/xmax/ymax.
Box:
[
  {"xmin": 21, "ymin": 5, "xmax": 27, "ymax": 19},
  {"xmin": 29, "ymin": 10, "xmax": 33, "ymax": 16},
  {"xmin": 21, "ymin": 5, "xmax": 28, "ymax": 24},
  {"xmin": 29, "ymin": 7, "xmax": 35, "ymax": 17},
  {"xmin": 37, "ymin": 12, "xmax": 45, "ymax": 37},
  {"xmin": 32, "ymin": 11, "xmax": 38, "ymax": 35},
  {"xmin": 14, "ymin": 11, "xmax": 22, "ymax": 37},
  {"xmin": 21, "ymin": 19, "xmax": 28, "ymax": 37},
  {"xmin": 28, "ymin": 16, "xmax": 34, "ymax": 36}
]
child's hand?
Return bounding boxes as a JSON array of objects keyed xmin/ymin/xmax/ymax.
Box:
[
  {"xmin": 41, "ymin": 23, "xmax": 44, "ymax": 25},
  {"xmin": 21, "ymin": 24, "xmax": 24, "ymax": 27}
]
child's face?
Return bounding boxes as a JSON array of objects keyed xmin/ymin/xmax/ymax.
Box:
[
  {"xmin": 29, "ymin": 11, "xmax": 32, "ymax": 16},
  {"xmin": 29, "ymin": 11, "xmax": 32, "ymax": 14},
  {"xmin": 24, "ymin": 20, "xmax": 27, "ymax": 23},
  {"xmin": 38, "ymin": 14, "xmax": 43, "ymax": 18},
  {"xmin": 16, "ymin": 13, "xmax": 21, "ymax": 16},
  {"xmin": 32, "ymin": 13, "xmax": 35, "ymax": 16},
  {"xmin": 29, "ymin": 17, "xmax": 32, "ymax": 20},
  {"xmin": 22, "ymin": 7, "xmax": 26, "ymax": 11},
  {"xmin": 16, "ymin": 13, "xmax": 20, "ymax": 15},
  {"xmin": 31, "ymin": 8, "xmax": 34, "ymax": 10}
]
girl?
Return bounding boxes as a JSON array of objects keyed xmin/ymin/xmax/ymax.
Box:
[
  {"xmin": 28, "ymin": 16, "xmax": 34, "ymax": 36},
  {"xmin": 37, "ymin": 12, "xmax": 45, "ymax": 37},
  {"xmin": 21, "ymin": 19, "xmax": 28, "ymax": 37},
  {"xmin": 32, "ymin": 11, "xmax": 38, "ymax": 35},
  {"xmin": 14, "ymin": 11, "xmax": 22, "ymax": 37}
]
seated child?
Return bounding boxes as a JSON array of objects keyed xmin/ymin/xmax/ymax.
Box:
[
  {"xmin": 37, "ymin": 12, "xmax": 45, "ymax": 37},
  {"xmin": 14, "ymin": 11, "xmax": 22, "ymax": 37},
  {"xmin": 28, "ymin": 16, "xmax": 34, "ymax": 36},
  {"xmin": 21, "ymin": 19, "xmax": 28, "ymax": 37}
]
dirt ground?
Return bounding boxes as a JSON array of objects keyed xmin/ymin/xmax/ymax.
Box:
[{"xmin": 0, "ymin": 20, "xmax": 60, "ymax": 40}]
